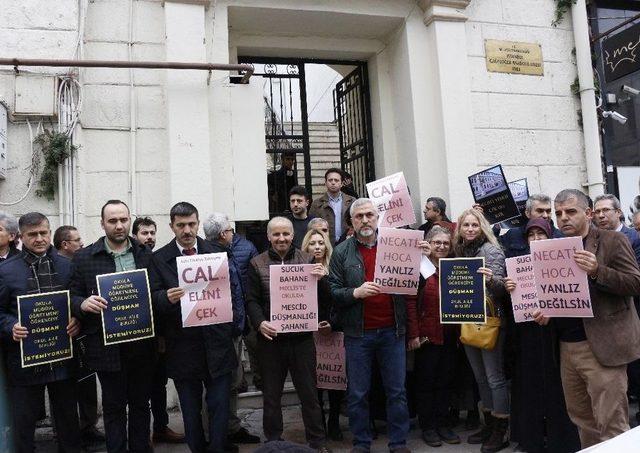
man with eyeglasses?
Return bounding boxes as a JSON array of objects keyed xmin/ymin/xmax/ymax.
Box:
[
  {"xmin": 593, "ymin": 194, "xmax": 640, "ymax": 423},
  {"xmin": 53, "ymin": 226, "xmax": 84, "ymax": 260},
  {"xmin": 593, "ymin": 194, "xmax": 640, "ymax": 264}
]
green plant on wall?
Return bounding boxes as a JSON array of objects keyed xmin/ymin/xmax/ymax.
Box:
[
  {"xmin": 33, "ymin": 129, "xmax": 77, "ymax": 201},
  {"xmin": 553, "ymin": 0, "xmax": 577, "ymax": 27}
]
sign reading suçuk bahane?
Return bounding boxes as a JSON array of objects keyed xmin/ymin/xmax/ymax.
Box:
[
  {"xmin": 270, "ymin": 264, "xmax": 318, "ymax": 333},
  {"xmin": 485, "ymin": 39, "xmax": 543, "ymax": 76}
]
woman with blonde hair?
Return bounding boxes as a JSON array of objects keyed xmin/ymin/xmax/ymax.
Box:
[
  {"xmin": 453, "ymin": 208, "xmax": 509, "ymax": 453},
  {"xmin": 301, "ymin": 228, "xmax": 343, "ymax": 440},
  {"xmin": 302, "ymin": 228, "xmax": 333, "ymax": 272}
]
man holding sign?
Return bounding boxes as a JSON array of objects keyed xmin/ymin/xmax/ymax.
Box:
[
  {"xmin": 328, "ymin": 198, "xmax": 419, "ymax": 453},
  {"xmin": 534, "ymin": 189, "xmax": 640, "ymax": 448},
  {"xmin": 246, "ymin": 217, "xmax": 331, "ymax": 452},
  {"xmin": 0, "ymin": 212, "xmax": 81, "ymax": 453},
  {"xmin": 149, "ymin": 202, "xmax": 240, "ymax": 453},
  {"xmin": 70, "ymin": 200, "xmax": 155, "ymax": 453}
]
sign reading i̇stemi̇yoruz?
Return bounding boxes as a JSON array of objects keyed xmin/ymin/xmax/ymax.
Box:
[{"xmin": 485, "ymin": 40, "xmax": 544, "ymax": 76}]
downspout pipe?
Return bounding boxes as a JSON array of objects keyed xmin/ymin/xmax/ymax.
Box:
[{"xmin": 572, "ymin": 0, "xmax": 605, "ymax": 197}]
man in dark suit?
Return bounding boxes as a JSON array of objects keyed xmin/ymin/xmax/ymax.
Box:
[
  {"xmin": 536, "ymin": 189, "xmax": 640, "ymax": 448},
  {"xmin": 0, "ymin": 212, "xmax": 82, "ymax": 452},
  {"xmin": 70, "ymin": 200, "xmax": 155, "ymax": 453},
  {"xmin": 149, "ymin": 202, "xmax": 240, "ymax": 453},
  {"xmin": 593, "ymin": 194, "xmax": 640, "ymax": 263}
]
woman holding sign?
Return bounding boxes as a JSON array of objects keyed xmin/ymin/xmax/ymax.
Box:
[
  {"xmin": 302, "ymin": 228, "xmax": 345, "ymax": 441},
  {"xmin": 413, "ymin": 226, "xmax": 461, "ymax": 447},
  {"xmin": 453, "ymin": 209, "xmax": 509, "ymax": 453},
  {"xmin": 503, "ymin": 219, "xmax": 580, "ymax": 453}
]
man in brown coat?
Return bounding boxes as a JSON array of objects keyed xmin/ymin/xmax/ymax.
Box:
[
  {"xmin": 309, "ymin": 168, "xmax": 355, "ymax": 245},
  {"xmin": 536, "ymin": 188, "xmax": 640, "ymax": 448}
]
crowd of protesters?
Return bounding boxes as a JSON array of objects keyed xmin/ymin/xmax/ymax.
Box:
[{"xmin": 0, "ymin": 164, "xmax": 640, "ymax": 453}]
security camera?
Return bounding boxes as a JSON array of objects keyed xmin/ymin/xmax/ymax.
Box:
[
  {"xmin": 602, "ymin": 110, "xmax": 628, "ymax": 124},
  {"xmin": 622, "ymin": 85, "xmax": 640, "ymax": 96}
]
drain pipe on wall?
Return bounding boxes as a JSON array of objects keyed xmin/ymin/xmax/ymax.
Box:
[
  {"xmin": 128, "ymin": 0, "xmax": 138, "ymax": 218},
  {"xmin": 572, "ymin": 0, "xmax": 605, "ymax": 198}
]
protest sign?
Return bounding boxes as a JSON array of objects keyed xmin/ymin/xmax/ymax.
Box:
[
  {"xmin": 373, "ymin": 227, "xmax": 422, "ymax": 295},
  {"xmin": 468, "ymin": 165, "xmax": 520, "ymax": 224},
  {"xmin": 505, "ymin": 255, "xmax": 539, "ymax": 323},
  {"xmin": 314, "ymin": 331, "xmax": 347, "ymax": 391},
  {"xmin": 18, "ymin": 290, "xmax": 73, "ymax": 368},
  {"xmin": 439, "ymin": 257, "xmax": 486, "ymax": 324},
  {"xmin": 177, "ymin": 252, "xmax": 233, "ymax": 328},
  {"xmin": 270, "ymin": 264, "xmax": 318, "ymax": 333},
  {"xmin": 500, "ymin": 179, "xmax": 530, "ymax": 228},
  {"xmin": 97, "ymin": 269, "xmax": 155, "ymax": 345},
  {"xmin": 366, "ymin": 172, "xmax": 416, "ymax": 228},
  {"xmin": 420, "ymin": 256, "xmax": 436, "ymax": 279},
  {"xmin": 531, "ymin": 237, "xmax": 593, "ymax": 318}
]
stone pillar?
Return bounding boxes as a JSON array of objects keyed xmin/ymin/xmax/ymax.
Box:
[
  {"xmin": 164, "ymin": 0, "xmax": 214, "ymax": 213},
  {"xmin": 420, "ymin": 0, "xmax": 476, "ymax": 216}
]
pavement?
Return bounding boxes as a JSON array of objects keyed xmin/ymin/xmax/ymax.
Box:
[{"xmin": 32, "ymin": 401, "xmax": 640, "ymax": 452}]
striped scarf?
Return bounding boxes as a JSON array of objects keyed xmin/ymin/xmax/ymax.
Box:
[{"xmin": 22, "ymin": 247, "xmax": 63, "ymax": 295}]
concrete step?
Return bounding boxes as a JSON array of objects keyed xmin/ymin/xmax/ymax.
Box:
[{"xmin": 238, "ymin": 382, "xmax": 300, "ymax": 410}]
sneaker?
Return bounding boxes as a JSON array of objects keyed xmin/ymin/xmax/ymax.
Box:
[
  {"xmin": 227, "ymin": 427, "xmax": 260, "ymax": 444},
  {"xmin": 152, "ymin": 427, "xmax": 185, "ymax": 444},
  {"xmin": 421, "ymin": 429, "xmax": 442, "ymax": 447},
  {"xmin": 436, "ymin": 427, "xmax": 460, "ymax": 444}
]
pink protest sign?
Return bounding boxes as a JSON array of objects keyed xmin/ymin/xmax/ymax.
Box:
[
  {"xmin": 373, "ymin": 227, "xmax": 423, "ymax": 295},
  {"xmin": 314, "ymin": 331, "xmax": 347, "ymax": 391},
  {"xmin": 269, "ymin": 264, "xmax": 318, "ymax": 333},
  {"xmin": 505, "ymin": 255, "xmax": 539, "ymax": 323},
  {"xmin": 176, "ymin": 253, "xmax": 234, "ymax": 327},
  {"xmin": 366, "ymin": 172, "xmax": 416, "ymax": 228},
  {"xmin": 530, "ymin": 237, "xmax": 594, "ymax": 318}
]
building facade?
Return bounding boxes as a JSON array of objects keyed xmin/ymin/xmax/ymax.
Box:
[{"xmin": 0, "ymin": 0, "xmax": 589, "ymax": 244}]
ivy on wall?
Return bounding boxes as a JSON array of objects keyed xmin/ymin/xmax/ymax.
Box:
[
  {"xmin": 553, "ymin": 0, "xmax": 577, "ymax": 27},
  {"xmin": 33, "ymin": 129, "xmax": 77, "ymax": 201}
]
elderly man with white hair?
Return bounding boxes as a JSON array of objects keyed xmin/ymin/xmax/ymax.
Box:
[
  {"xmin": 203, "ymin": 212, "xmax": 260, "ymax": 445},
  {"xmin": 245, "ymin": 217, "xmax": 332, "ymax": 453},
  {"xmin": 0, "ymin": 211, "xmax": 19, "ymax": 261}
]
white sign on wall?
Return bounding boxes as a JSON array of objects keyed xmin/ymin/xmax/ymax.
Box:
[{"xmin": 616, "ymin": 166, "xmax": 640, "ymax": 224}]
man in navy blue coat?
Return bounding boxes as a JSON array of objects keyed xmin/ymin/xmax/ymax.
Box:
[
  {"xmin": 149, "ymin": 202, "xmax": 241, "ymax": 453},
  {"xmin": 0, "ymin": 212, "xmax": 82, "ymax": 453}
]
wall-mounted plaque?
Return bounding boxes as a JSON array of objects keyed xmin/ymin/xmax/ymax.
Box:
[{"xmin": 485, "ymin": 39, "xmax": 544, "ymax": 76}]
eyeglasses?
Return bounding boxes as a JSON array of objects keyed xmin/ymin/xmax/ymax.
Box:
[
  {"xmin": 593, "ymin": 207, "xmax": 617, "ymax": 215},
  {"xmin": 430, "ymin": 240, "xmax": 451, "ymax": 248}
]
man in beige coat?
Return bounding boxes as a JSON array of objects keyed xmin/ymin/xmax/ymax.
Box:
[
  {"xmin": 309, "ymin": 168, "xmax": 355, "ymax": 245},
  {"xmin": 536, "ymin": 188, "xmax": 640, "ymax": 448}
]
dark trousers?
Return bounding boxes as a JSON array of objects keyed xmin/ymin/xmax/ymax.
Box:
[
  {"xmin": 414, "ymin": 342, "xmax": 456, "ymax": 431},
  {"xmin": 258, "ymin": 335, "xmax": 325, "ymax": 447},
  {"xmin": 151, "ymin": 353, "xmax": 169, "ymax": 433},
  {"xmin": 97, "ymin": 359, "xmax": 153, "ymax": 453},
  {"xmin": 174, "ymin": 372, "xmax": 231, "ymax": 453},
  {"xmin": 11, "ymin": 379, "xmax": 81, "ymax": 453},
  {"xmin": 78, "ymin": 374, "xmax": 99, "ymax": 431}
]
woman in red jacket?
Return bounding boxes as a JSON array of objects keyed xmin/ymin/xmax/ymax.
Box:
[{"xmin": 414, "ymin": 225, "xmax": 461, "ymax": 447}]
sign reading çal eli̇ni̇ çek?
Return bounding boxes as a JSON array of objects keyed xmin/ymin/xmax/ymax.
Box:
[{"xmin": 485, "ymin": 40, "xmax": 543, "ymax": 76}]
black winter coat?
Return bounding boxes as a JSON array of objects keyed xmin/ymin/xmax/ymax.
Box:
[
  {"xmin": 0, "ymin": 249, "xmax": 77, "ymax": 385},
  {"xmin": 69, "ymin": 237, "xmax": 156, "ymax": 372},
  {"xmin": 149, "ymin": 237, "xmax": 237, "ymax": 380}
]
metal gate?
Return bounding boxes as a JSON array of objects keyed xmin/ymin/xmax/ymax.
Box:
[
  {"xmin": 334, "ymin": 64, "xmax": 375, "ymax": 198},
  {"xmin": 238, "ymin": 57, "xmax": 312, "ymax": 216}
]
